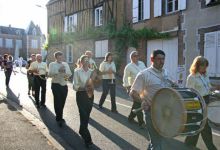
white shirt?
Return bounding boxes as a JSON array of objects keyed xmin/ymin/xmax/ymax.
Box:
[
  {"xmin": 123, "ymin": 61, "xmax": 146, "ymax": 87},
  {"xmin": 29, "ymin": 61, "xmax": 48, "ymax": 75},
  {"xmin": 48, "ymin": 61, "xmax": 72, "ymax": 86},
  {"xmin": 99, "ymin": 61, "xmax": 116, "ymax": 79},
  {"xmin": 73, "ymin": 68, "xmax": 93, "ymax": 91},
  {"xmin": 186, "ymin": 72, "xmax": 211, "ymax": 97},
  {"xmin": 131, "ymin": 66, "xmax": 172, "ymax": 111}
]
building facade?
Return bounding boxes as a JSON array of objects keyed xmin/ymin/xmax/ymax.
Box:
[
  {"xmin": 0, "ymin": 21, "xmax": 46, "ymax": 60},
  {"xmin": 46, "ymin": 0, "xmax": 125, "ymax": 71},
  {"xmin": 47, "ymin": 0, "xmax": 220, "ymax": 84}
]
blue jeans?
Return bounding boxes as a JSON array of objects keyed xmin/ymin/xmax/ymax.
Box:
[{"xmin": 145, "ymin": 111, "xmax": 164, "ymax": 150}]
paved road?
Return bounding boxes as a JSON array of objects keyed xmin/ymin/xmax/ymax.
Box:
[{"xmin": 1, "ymin": 68, "xmax": 220, "ymax": 150}]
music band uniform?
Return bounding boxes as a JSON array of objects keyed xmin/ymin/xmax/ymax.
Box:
[
  {"xmin": 48, "ymin": 60, "xmax": 72, "ymax": 125},
  {"xmin": 73, "ymin": 67, "xmax": 94, "ymax": 146},
  {"xmin": 185, "ymin": 71, "xmax": 217, "ymax": 150},
  {"xmin": 98, "ymin": 60, "xmax": 117, "ymax": 112},
  {"xmin": 29, "ymin": 60, "xmax": 48, "ymax": 107},
  {"xmin": 123, "ymin": 59, "xmax": 146, "ymax": 126}
]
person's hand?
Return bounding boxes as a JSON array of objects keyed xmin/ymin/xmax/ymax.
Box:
[
  {"xmin": 59, "ymin": 65, "xmax": 65, "ymax": 73},
  {"xmin": 141, "ymin": 100, "xmax": 151, "ymax": 110}
]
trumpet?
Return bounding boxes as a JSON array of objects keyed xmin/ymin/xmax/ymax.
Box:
[{"xmin": 86, "ymin": 78, "xmax": 94, "ymax": 98}]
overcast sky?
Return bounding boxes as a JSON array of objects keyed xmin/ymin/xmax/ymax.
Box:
[{"xmin": 0, "ymin": 0, "xmax": 48, "ymax": 35}]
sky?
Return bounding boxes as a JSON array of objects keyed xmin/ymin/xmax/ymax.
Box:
[{"xmin": 0, "ymin": 0, "xmax": 48, "ymax": 35}]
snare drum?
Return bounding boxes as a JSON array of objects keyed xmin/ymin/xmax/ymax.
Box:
[{"xmin": 151, "ymin": 88, "xmax": 207, "ymax": 138}]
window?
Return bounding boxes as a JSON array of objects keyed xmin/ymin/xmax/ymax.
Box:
[
  {"xmin": 66, "ymin": 44, "xmax": 73, "ymax": 63},
  {"xmin": 16, "ymin": 30, "xmax": 21, "ymax": 35},
  {"xmin": 132, "ymin": 0, "xmax": 150, "ymax": 23},
  {"xmin": 166, "ymin": 0, "xmax": 186, "ymax": 14},
  {"xmin": 95, "ymin": 6, "xmax": 103, "ymax": 26},
  {"xmin": 64, "ymin": 14, "xmax": 78, "ymax": 32},
  {"xmin": 32, "ymin": 28, "xmax": 37, "ymax": 36},
  {"xmin": 0, "ymin": 38, "xmax": 2, "ymax": 47},
  {"xmin": 95, "ymin": 40, "xmax": 108, "ymax": 58},
  {"xmin": 16, "ymin": 40, "xmax": 22, "ymax": 49},
  {"xmin": 6, "ymin": 39, "xmax": 13, "ymax": 48},
  {"xmin": 31, "ymin": 40, "xmax": 38, "ymax": 49},
  {"xmin": 204, "ymin": 31, "xmax": 220, "ymax": 77}
]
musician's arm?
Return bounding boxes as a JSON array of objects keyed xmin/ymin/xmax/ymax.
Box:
[
  {"xmin": 64, "ymin": 63, "xmax": 72, "ymax": 77},
  {"xmin": 129, "ymin": 90, "xmax": 142, "ymax": 103}
]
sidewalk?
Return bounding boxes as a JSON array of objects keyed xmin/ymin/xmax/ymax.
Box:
[{"xmin": 0, "ymin": 94, "xmax": 61, "ymax": 150}]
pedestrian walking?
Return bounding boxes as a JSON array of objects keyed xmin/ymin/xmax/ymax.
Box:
[
  {"xmin": 98, "ymin": 52, "xmax": 117, "ymax": 113},
  {"xmin": 26, "ymin": 54, "xmax": 36, "ymax": 95},
  {"xmin": 184, "ymin": 56, "xmax": 219, "ymax": 150},
  {"xmin": 29, "ymin": 54, "xmax": 48, "ymax": 108},
  {"xmin": 123, "ymin": 51, "xmax": 146, "ymax": 128},
  {"xmin": 48, "ymin": 51, "xmax": 72, "ymax": 127},
  {"xmin": 130, "ymin": 49, "xmax": 175, "ymax": 149},
  {"xmin": 73, "ymin": 55, "xmax": 94, "ymax": 148}
]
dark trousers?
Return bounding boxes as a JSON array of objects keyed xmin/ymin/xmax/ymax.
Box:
[
  {"xmin": 27, "ymin": 75, "xmax": 35, "ymax": 91},
  {"xmin": 76, "ymin": 91, "xmax": 94, "ymax": 144},
  {"xmin": 34, "ymin": 75, "xmax": 46, "ymax": 105},
  {"xmin": 185, "ymin": 95, "xmax": 217, "ymax": 150},
  {"xmin": 99, "ymin": 79, "xmax": 116, "ymax": 111},
  {"xmin": 5, "ymin": 70, "xmax": 12, "ymax": 86},
  {"xmin": 128, "ymin": 101, "xmax": 144, "ymax": 125},
  {"xmin": 51, "ymin": 83, "xmax": 68, "ymax": 121}
]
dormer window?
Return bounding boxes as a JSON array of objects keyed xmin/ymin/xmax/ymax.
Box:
[
  {"xmin": 16, "ymin": 30, "xmax": 21, "ymax": 35},
  {"xmin": 32, "ymin": 28, "xmax": 36, "ymax": 36}
]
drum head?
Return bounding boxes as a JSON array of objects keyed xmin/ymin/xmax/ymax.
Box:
[
  {"xmin": 208, "ymin": 101, "xmax": 220, "ymax": 125},
  {"xmin": 151, "ymin": 88, "xmax": 187, "ymax": 138}
]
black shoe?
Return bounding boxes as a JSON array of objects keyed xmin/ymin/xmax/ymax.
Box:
[
  {"xmin": 41, "ymin": 104, "xmax": 46, "ymax": 108},
  {"xmin": 128, "ymin": 117, "xmax": 135, "ymax": 123},
  {"xmin": 85, "ymin": 141, "xmax": 93, "ymax": 148},
  {"xmin": 28, "ymin": 91, "xmax": 30, "ymax": 95},
  {"xmin": 36, "ymin": 104, "xmax": 40, "ymax": 108},
  {"xmin": 98, "ymin": 105, "xmax": 103, "ymax": 109},
  {"xmin": 111, "ymin": 110, "xmax": 118, "ymax": 113},
  {"xmin": 58, "ymin": 121, "xmax": 63, "ymax": 127}
]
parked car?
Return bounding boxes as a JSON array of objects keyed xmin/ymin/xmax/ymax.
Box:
[{"xmin": 14, "ymin": 59, "xmax": 27, "ymax": 67}]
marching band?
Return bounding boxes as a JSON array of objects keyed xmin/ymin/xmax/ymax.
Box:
[{"xmin": 1, "ymin": 49, "xmax": 220, "ymax": 149}]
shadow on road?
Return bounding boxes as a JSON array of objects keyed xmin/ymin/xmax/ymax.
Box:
[
  {"xmin": 93, "ymin": 103, "xmax": 148, "ymax": 138},
  {"xmin": 89, "ymin": 117, "xmax": 140, "ymax": 150},
  {"xmin": 28, "ymin": 96, "xmax": 101, "ymax": 150},
  {"xmin": 5, "ymin": 87, "xmax": 22, "ymax": 110}
]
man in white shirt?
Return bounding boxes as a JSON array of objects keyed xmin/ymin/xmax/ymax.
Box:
[
  {"xmin": 130, "ymin": 50, "xmax": 173, "ymax": 150},
  {"xmin": 123, "ymin": 51, "xmax": 146, "ymax": 127},
  {"xmin": 48, "ymin": 51, "xmax": 72, "ymax": 127},
  {"xmin": 29, "ymin": 54, "xmax": 48, "ymax": 108},
  {"xmin": 85, "ymin": 50, "xmax": 97, "ymax": 70}
]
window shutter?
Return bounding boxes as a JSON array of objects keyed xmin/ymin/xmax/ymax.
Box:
[
  {"xmin": 64, "ymin": 16, "xmax": 68, "ymax": 32},
  {"xmin": 95, "ymin": 41, "xmax": 102, "ymax": 57},
  {"xmin": 132, "ymin": 0, "xmax": 138, "ymax": 23},
  {"xmin": 178, "ymin": 0, "xmax": 186, "ymax": 10},
  {"xmin": 143, "ymin": 0, "xmax": 150, "ymax": 19},
  {"xmin": 204, "ymin": 32, "xmax": 217, "ymax": 76},
  {"xmin": 154, "ymin": 0, "xmax": 162, "ymax": 17},
  {"xmin": 101, "ymin": 40, "xmax": 108, "ymax": 57}
]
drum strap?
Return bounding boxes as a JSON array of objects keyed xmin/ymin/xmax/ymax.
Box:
[{"xmin": 199, "ymin": 75, "xmax": 210, "ymax": 94}]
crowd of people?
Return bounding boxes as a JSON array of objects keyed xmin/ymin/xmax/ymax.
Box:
[{"xmin": 1, "ymin": 49, "xmax": 220, "ymax": 149}]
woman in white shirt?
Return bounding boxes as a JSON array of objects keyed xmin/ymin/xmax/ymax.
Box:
[
  {"xmin": 73, "ymin": 55, "xmax": 94, "ymax": 148},
  {"xmin": 98, "ymin": 52, "xmax": 117, "ymax": 113},
  {"xmin": 184, "ymin": 56, "xmax": 218, "ymax": 150}
]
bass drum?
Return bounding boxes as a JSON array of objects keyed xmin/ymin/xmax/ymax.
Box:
[{"xmin": 151, "ymin": 88, "xmax": 207, "ymax": 138}]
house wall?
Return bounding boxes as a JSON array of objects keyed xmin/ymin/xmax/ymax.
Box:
[{"xmin": 183, "ymin": 0, "xmax": 220, "ymax": 76}]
